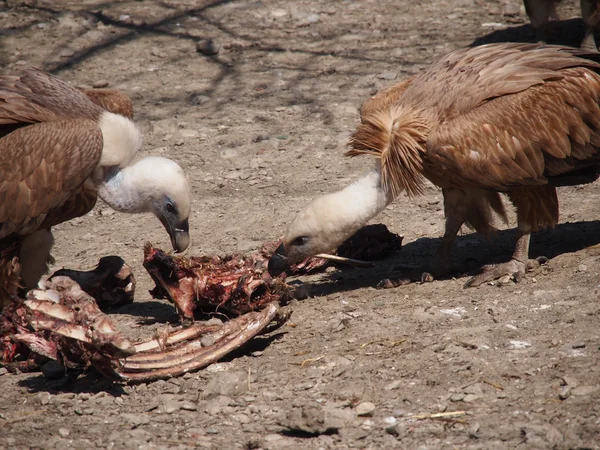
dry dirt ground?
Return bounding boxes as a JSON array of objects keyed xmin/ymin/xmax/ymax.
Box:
[{"xmin": 2, "ymin": 0, "xmax": 600, "ymax": 448}]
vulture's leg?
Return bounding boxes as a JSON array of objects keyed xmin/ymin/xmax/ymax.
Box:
[
  {"xmin": 464, "ymin": 185, "xmax": 555, "ymax": 288},
  {"xmin": 19, "ymin": 230, "xmax": 54, "ymax": 291},
  {"xmin": 581, "ymin": 0, "xmax": 600, "ymax": 51},
  {"xmin": 378, "ymin": 188, "xmax": 468, "ymax": 288},
  {"xmin": 523, "ymin": 0, "xmax": 556, "ymax": 43}
]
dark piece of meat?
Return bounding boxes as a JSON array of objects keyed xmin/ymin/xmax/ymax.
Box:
[
  {"xmin": 49, "ymin": 256, "xmax": 135, "ymax": 310},
  {"xmin": 143, "ymin": 243, "xmax": 293, "ymax": 321}
]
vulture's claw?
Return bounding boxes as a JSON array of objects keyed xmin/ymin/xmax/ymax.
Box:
[
  {"xmin": 464, "ymin": 256, "xmax": 548, "ymax": 288},
  {"xmin": 376, "ymin": 263, "xmax": 452, "ymax": 289}
]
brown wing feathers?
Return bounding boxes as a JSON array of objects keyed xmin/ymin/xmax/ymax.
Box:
[
  {"xmin": 0, "ymin": 68, "xmax": 134, "ymax": 242},
  {"xmin": 348, "ymin": 44, "xmax": 600, "ymax": 195},
  {"xmin": 0, "ymin": 119, "xmax": 103, "ymax": 239}
]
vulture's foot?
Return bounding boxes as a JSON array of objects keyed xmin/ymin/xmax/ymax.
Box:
[
  {"xmin": 464, "ymin": 256, "xmax": 548, "ymax": 288},
  {"xmin": 376, "ymin": 263, "xmax": 455, "ymax": 289},
  {"xmin": 581, "ymin": 31, "xmax": 599, "ymax": 52},
  {"xmin": 113, "ymin": 303, "xmax": 290, "ymax": 383}
]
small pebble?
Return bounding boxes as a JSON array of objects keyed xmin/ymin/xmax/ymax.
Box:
[
  {"xmin": 386, "ymin": 424, "xmax": 401, "ymax": 436},
  {"xmin": 571, "ymin": 341, "xmax": 586, "ymax": 349},
  {"xmin": 92, "ymin": 80, "xmax": 109, "ymax": 88},
  {"xmin": 355, "ymin": 401, "xmax": 376, "ymax": 416},
  {"xmin": 37, "ymin": 392, "xmax": 52, "ymax": 406},
  {"xmin": 463, "ymin": 394, "xmax": 479, "ymax": 403},
  {"xmin": 196, "ymin": 39, "xmax": 219, "ymax": 55},
  {"xmin": 558, "ymin": 386, "xmax": 571, "ymax": 400},
  {"xmin": 252, "ymin": 134, "xmax": 270, "ymax": 143},
  {"xmin": 161, "ymin": 401, "xmax": 181, "ymax": 414},
  {"xmin": 377, "ymin": 71, "xmax": 397, "ymax": 80},
  {"xmin": 60, "ymin": 49, "xmax": 75, "ymax": 58},
  {"xmin": 450, "ymin": 393, "xmax": 466, "ymax": 402},
  {"xmin": 181, "ymin": 402, "xmax": 198, "ymax": 411},
  {"xmin": 200, "ymin": 335, "xmax": 216, "ymax": 347},
  {"xmin": 0, "ymin": 367, "xmax": 8, "ymax": 376},
  {"xmin": 58, "ymin": 428, "xmax": 70, "ymax": 438}
]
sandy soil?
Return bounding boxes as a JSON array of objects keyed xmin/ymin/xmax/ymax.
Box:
[{"xmin": 1, "ymin": 0, "xmax": 600, "ymax": 448}]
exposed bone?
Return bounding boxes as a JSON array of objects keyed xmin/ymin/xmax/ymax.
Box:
[
  {"xmin": 1, "ymin": 276, "xmax": 135, "ymax": 375},
  {"xmin": 314, "ymin": 253, "xmax": 376, "ymax": 268},
  {"xmin": 113, "ymin": 303, "xmax": 288, "ymax": 382},
  {"xmin": 2, "ymin": 253, "xmax": 291, "ymax": 382}
]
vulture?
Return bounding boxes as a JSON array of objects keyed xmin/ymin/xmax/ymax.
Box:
[
  {"xmin": 0, "ymin": 68, "xmax": 191, "ymax": 306},
  {"xmin": 268, "ymin": 43, "xmax": 600, "ymax": 287},
  {"xmin": 524, "ymin": 0, "xmax": 600, "ymax": 50}
]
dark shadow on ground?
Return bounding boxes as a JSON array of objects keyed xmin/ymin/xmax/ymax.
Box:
[
  {"xmin": 295, "ymin": 219, "xmax": 600, "ymax": 297},
  {"xmin": 470, "ymin": 19, "xmax": 587, "ymax": 48},
  {"xmin": 18, "ymin": 371, "xmax": 127, "ymax": 395}
]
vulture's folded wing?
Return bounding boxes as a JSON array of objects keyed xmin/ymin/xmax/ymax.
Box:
[
  {"xmin": 425, "ymin": 67, "xmax": 600, "ymax": 191},
  {"xmin": 0, "ymin": 119, "xmax": 103, "ymax": 239},
  {"xmin": 402, "ymin": 43, "xmax": 600, "ymax": 121},
  {"xmin": 0, "ymin": 68, "xmax": 103, "ymax": 125}
]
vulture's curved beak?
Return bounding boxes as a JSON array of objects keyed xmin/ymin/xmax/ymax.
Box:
[
  {"xmin": 160, "ymin": 216, "xmax": 190, "ymax": 253},
  {"xmin": 268, "ymin": 243, "xmax": 290, "ymax": 277},
  {"xmin": 171, "ymin": 218, "xmax": 190, "ymax": 253}
]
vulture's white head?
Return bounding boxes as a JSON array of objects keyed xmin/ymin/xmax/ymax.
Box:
[
  {"xmin": 268, "ymin": 168, "xmax": 392, "ymax": 276},
  {"xmin": 134, "ymin": 156, "xmax": 191, "ymax": 253},
  {"xmin": 98, "ymin": 156, "xmax": 191, "ymax": 253}
]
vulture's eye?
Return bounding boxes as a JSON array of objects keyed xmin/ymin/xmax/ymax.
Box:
[
  {"xmin": 290, "ymin": 236, "xmax": 309, "ymax": 247},
  {"xmin": 166, "ymin": 202, "xmax": 176, "ymax": 213}
]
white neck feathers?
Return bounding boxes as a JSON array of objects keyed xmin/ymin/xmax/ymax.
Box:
[
  {"xmin": 289, "ymin": 167, "xmax": 393, "ymax": 251},
  {"xmin": 329, "ymin": 168, "xmax": 393, "ymax": 231},
  {"xmin": 98, "ymin": 111, "xmax": 142, "ymax": 169}
]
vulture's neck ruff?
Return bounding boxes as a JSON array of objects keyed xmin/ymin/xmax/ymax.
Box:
[{"xmin": 348, "ymin": 105, "xmax": 431, "ymax": 199}]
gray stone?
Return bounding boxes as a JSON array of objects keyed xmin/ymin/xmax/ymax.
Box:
[
  {"xmin": 120, "ymin": 413, "xmax": 151, "ymax": 426},
  {"xmin": 205, "ymin": 395, "xmax": 233, "ymax": 415},
  {"xmin": 463, "ymin": 394, "xmax": 480, "ymax": 403},
  {"xmin": 181, "ymin": 401, "xmax": 198, "ymax": 411},
  {"xmin": 355, "ymin": 402, "xmax": 376, "ymax": 416},
  {"xmin": 203, "ymin": 371, "xmax": 248, "ymax": 397},
  {"xmin": 282, "ymin": 404, "xmax": 345, "ymax": 435},
  {"xmin": 92, "ymin": 80, "xmax": 109, "ymax": 88},
  {"xmin": 384, "ymin": 380, "xmax": 402, "ymax": 391},
  {"xmin": 196, "ymin": 39, "xmax": 219, "ymax": 56}
]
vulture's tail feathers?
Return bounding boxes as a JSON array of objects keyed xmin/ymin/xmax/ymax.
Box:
[{"xmin": 464, "ymin": 191, "xmax": 509, "ymax": 238}]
